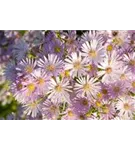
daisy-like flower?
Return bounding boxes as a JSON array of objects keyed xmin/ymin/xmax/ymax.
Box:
[
  {"xmin": 81, "ymin": 40, "xmax": 106, "ymax": 65},
  {"xmin": 81, "ymin": 30, "xmax": 104, "ymax": 44},
  {"xmin": 16, "ymin": 57, "xmax": 37, "ymax": 77},
  {"xmin": 42, "ymin": 99, "xmax": 60, "ymax": 120},
  {"xmin": 108, "ymin": 81, "xmax": 126, "ymax": 99},
  {"xmin": 74, "ymin": 75, "xmax": 100, "ymax": 99},
  {"xmin": 38, "ymin": 54, "xmax": 64, "ymax": 77},
  {"xmin": 71, "ymin": 96, "xmax": 91, "ymax": 114},
  {"xmin": 127, "ymin": 75, "xmax": 135, "ymax": 94},
  {"xmin": 64, "ymin": 52, "xmax": 87, "ymax": 78},
  {"xmin": 116, "ymin": 96, "xmax": 135, "ymax": 119},
  {"xmin": 48, "ymin": 39, "xmax": 65, "ymax": 58},
  {"xmin": 23, "ymin": 100, "xmax": 42, "ymax": 118},
  {"xmin": 12, "ymin": 39, "xmax": 28, "ymax": 61},
  {"xmin": 124, "ymin": 52, "xmax": 135, "ymax": 73},
  {"xmin": 62, "ymin": 108, "xmax": 78, "ymax": 120},
  {"xmin": 118, "ymin": 66, "xmax": 132, "ymax": 82},
  {"xmin": 12, "ymin": 77, "xmax": 38, "ymax": 103},
  {"xmin": 96, "ymin": 83, "xmax": 110, "ymax": 101},
  {"xmin": 97, "ymin": 51, "xmax": 122, "ymax": 83},
  {"xmin": 107, "ymin": 30, "xmax": 128, "ymax": 47},
  {"xmin": 47, "ymin": 77, "xmax": 72, "ymax": 102},
  {"xmin": 65, "ymin": 30, "xmax": 80, "ymax": 54},
  {"xmin": 100, "ymin": 101, "xmax": 116, "ymax": 120},
  {"xmin": 32, "ymin": 68, "xmax": 50, "ymax": 95}
]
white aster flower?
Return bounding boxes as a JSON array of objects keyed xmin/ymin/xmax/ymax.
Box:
[
  {"xmin": 64, "ymin": 52, "xmax": 87, "ymax": 78},
  {"xmin": 116, "ymin": 96, "xmax": 135, "ymax": 119},
  {"xmin": 47, "ymin": 77, "xmax": 72, "ymax": 102},
  {"xmin": 81, "ymin": 40, "xmax": 106, "ymax": 65},
  {"xmin": 97, "ymin": 51, "xmax": 122, "ymax": 83},
  {"xmin": 74, "ymin": 75, "xmax": 100, "ymax": 99}
]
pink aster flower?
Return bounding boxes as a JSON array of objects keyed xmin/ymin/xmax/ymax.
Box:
[
  {"xmin": 42, "ymin": 99, "xmax": 60, "ymax": 120},
  {"xmin": 32, "ymin": 68, "xmax": 50, "ymax": 95},
  {"xmin": 108, "ymin": 81, "xmax": 126, "ymax": 99}
]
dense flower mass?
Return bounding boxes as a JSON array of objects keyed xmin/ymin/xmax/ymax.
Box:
[{"xmin": 1, "ymin": 30, "xmax": 135, "ymax": 120}]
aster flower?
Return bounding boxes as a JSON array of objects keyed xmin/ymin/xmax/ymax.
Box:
[
  {"xmin": 42, "ymin": 99, "xmax": 60, "ymax": 120},
  {"xmin": 11, "ymin": 77, "xmax": 38, "ymax": 103},
  {"xmin": 47, "ymin": 77, "xmax": 72, "ymax": 102},
  {"xmin": 12, "ymin": 39, "xmax": 28, "ymax": 61},
  {"xmin": 71, "ymin": 96, "xmax": 91, "ymax": 114},
  {"xmin": 97, "ymin": 51, "xmax": 122, "ymax": 83},
  {"xmin": 97, "ymin": 83, "xmax": 110, "ymax": 101},
  {"xmin": 64, "ymin": 52, "xmax": 88, "ymax": 78},
  {"xmin": 62, "ymin": 108, "xmax": 78, "ymax": 120},
  {"xmin": 45, "ymin": 38, "xmax": 65, "ymax": 59},
  {"xmin": 74, "ymin": 75, "xmax": 100, "ymax": 99},
  {"xmin": 116, "ymin": 96, "xmax": 135, "ymax": 119},
  {"xmin": 64, "ymin": 30, "xmax": 80, "ymax": 54},
  {"xmin": 100, "ymin": 101, "xmax": 116, "ymax": 120},
  {"xmin": 81, "ymin": 40, "xmax": 106, "ymax": 65},
  {"xmin": 107, "ymin": 30, "xmax": 128, "ymax": 47},
  {"xmin": 108, "ymin": 81, "xmax": 126, "ymax": 99},
  {"xmin": 38, "ymin": 54, "xmax": 64, "ymax": 77},
  {"xmin": 124, "ymin": 52, "xmax": 135, "ymax": 73},
  {"xmin": 16, "ymin": 57, "xmax": 37, "ymax": 77},
  {"xmin": 81, "ymin": 30, "xmax": 104, "ymax": 44},
  {"xmin": 23, "ymin": 100, "xmax": 42, "ymax": 118},
  {"xmin": 32, "ymin": 68, "xmax": 50, "ymax": 95}
]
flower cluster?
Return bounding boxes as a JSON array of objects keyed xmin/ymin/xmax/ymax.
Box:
[{"xmin": 3, "ymin": 30, "xmax": 135, "ymax": 120}]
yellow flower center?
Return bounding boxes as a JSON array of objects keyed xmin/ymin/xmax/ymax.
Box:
[
  {"xmin": 55, "ymin": 84, "xmax": 62, "ymax": 92},
  {"xmin": 73, "ymin": 61, "xmax": 81, "ymax": 70},
  {"xmin": 54, "ymin": 47, "xmax": 61, "ymax": 53},
  {"xmin": 68, "ymin": 110, "xmax": 74, "ymax": 117},
  {"xmin": 97, "ymin": 93, "xmax": 103, "ymax": 99},
  {"xmin": 124, "ymin": 103, "xmax": 130, "ymax": 110},
  {"xmin": 132, "ymin": 81, "xmax": 135, "ymax": 88},
  {"xmin": 102, "ymin": 106, "xmax": 109, "ymax": 114},
  {"xmin": 95, "ymin": 100, "xmax": 102, "ymax": 107},
  {"xmin": 47, "ymin": 65, "xmax": 55, "ymax": 71},
  {"xmin": 107, "ymin": 44, "xmax": 113, "ymax": 51},
  {"xmin": 25, "ymin": 65, "xmax": 33, "ymax": 73},
  {"xmin": 120, "ymin": 74, "xmax": 126, "ymax": 80},
  {"xmin": 83, "ymin": 83, "xmax": 91, "ymax": 91},
  {"xmin": 113, "ymin": 37, "xmax": 123, "ymax": 46},
  {"xmin": 88, "ymin": 50, "xmax": 97, "ymax": 58},
  {"xmin": 38, "ymin": 77, "xmax": 44, "ymax": 85},
  {"xmin": 27, "ymin": 83, "xmax": 35, "ymax": 95},
  {"xmin": 86, "ymin": 64, "xmax": 94, "ymax": 71},
  {"xmin": 105, "ymin": 67, "xmax": 112, "ymax": 74}
]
